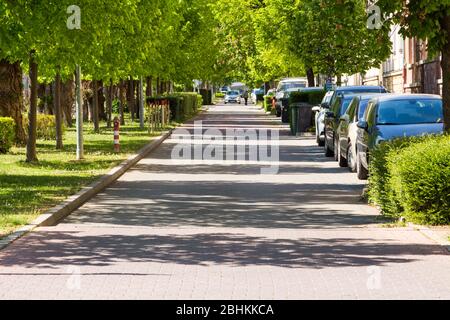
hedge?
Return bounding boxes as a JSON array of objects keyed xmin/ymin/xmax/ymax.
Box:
[
  {"xmin": 23, "ymin": 114, "xmax": 65, "ymax": 140},
  {"xmin": 0, "ymin": 117, "xmax": 15, "ymax": 154},
  {"xmin": 147, "ymin": 92, "xmax": 202, "ymax": 123},
  {"xmin": 368, "ymin": 135, "xmax": 450, "ymax": 225}
]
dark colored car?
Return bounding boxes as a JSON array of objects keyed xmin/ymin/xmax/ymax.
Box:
[
  {"xmin": 356, "ymin": 94, "xmax": 444, "ymax": 180},
  {"xmin": 324, "ymin": 86, "xmax": 388, "ymax": 158},
  {"xmin": 336, "ymin": 94, "xmax": 385, "ymax": 170},
  {"xmin": 329, "ymin": 86, "xmax": 387, "ymax": 109}
]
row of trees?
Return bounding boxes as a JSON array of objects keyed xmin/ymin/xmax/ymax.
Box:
[
  {"xmin": 213, "ymin": 0, "xmax": 450, "ymax": 130},
  {"xmin": 0, "ymin": 0, "xmax": 223, "ymax": 162},
  {"xmin": 0, "ymin": 0, "xmax": 449, "ymax": 158}
]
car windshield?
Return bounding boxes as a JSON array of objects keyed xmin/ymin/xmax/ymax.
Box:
[
  {"xmin": 340, "ymin": 98, "xmax": 354, "ymax": 114},
  {"xmin": 227, "ymin": 91, "xmax": 239, "ymax": 96},
  {"xmin": 323, "ymin": 92, "xmax": 333, "ymax": 104},
  {"xmin": 338, "ymin": 88, "xmax": 386, "ymax": 95},
  {"xmin": 377, "ymin": 99, "xmax": 443, "ymax": 125},
  {"xmin": 358, "ymin": 100, "xmax": 371, "ymax": 121},
  {"xmin": 279, "ymin": 82, "xmax": 306, "ymax": 91}
]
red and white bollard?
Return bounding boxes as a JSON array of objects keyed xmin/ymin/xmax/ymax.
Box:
[{"xmin": 113, "ymin": 116, "xmax": 120, "ymax": 153}]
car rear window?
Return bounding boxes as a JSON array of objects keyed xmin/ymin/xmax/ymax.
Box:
[{"xmin": 377, "ymin": 99, "xmax": 443, "ymax": 125}]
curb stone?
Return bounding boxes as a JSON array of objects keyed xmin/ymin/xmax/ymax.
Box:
[
  {"xmin": 408, "ymin": 223, "xmax": 450, "ymax": 253},
  {"xmin": 0, "ymin": 129, "xmax": 174, "ymax": 251}
]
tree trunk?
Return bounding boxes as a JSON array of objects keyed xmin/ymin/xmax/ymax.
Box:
[
  {"xmin": 106, "ymin": 79, "xmax": 113, "ymax": 128},
  {"xmin": 146, "ymin": 76, "xmax": 153, "ymax": 97},
  {"xmin": 441, "ymin": 13, "xmax": 450, "ymax": 132},
  {"xmin": 119, "ymin": 80, "xmax": 126, "ymax": 125},
  {"xmin": 128, "ymin": 77, "xmax": 135, "ymax": 122},
  {"xmin": 26, "ymin": 52, "xmax": 38, "ymax": 163},
  {"xmin": 92, "ymin": 80, "xmax": 99, "ymax": 132},
  {"xmin": 54, "ymin": 71, "xmax": 63, "ymax": 149},
  {"xmin": 336, "ymin": 74, "xmax": 342, "ymax": 87},
  {"xmin": 306, "ymin": 67, "xmax": 315, "ymax": 87},
  {"xmin": 156, "ymin": 77, "xmax": 160, "ymax": 95},
  {"xmin": 98, "ymin": 80, "xmax": 106, "ymax": 121},
  {"xmin": 61, "ymin": 78, "xmax": 74, "ymax": 127},
  {"xmin": 0, "ymin": 59, "xmax": 26, "ymax": 144}
]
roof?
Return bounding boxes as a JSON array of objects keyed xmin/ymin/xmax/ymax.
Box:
[
  {"xmin": 373, "ymin": 94, "xmax": 442, "ymax": 102},
  {"xmin": 335, "ymin": 85, "xmax": 385, "ymax": 92},
  {"xmin": 279, "ymin": 77, "xmax": 308, "ymax": 83}
]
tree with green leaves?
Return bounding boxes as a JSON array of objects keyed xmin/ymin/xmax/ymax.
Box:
[
  {"xmin": 288, "ymin": 0, "xmax": 391, "ymax": 85},
  {"xmin": 375, "ymin": 0, "xmax": 450, "ymax": 131}
]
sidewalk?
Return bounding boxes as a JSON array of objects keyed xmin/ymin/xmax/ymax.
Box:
[{"xmin": 0, "ymin": 104, "xmax": 449, "ymax": 299}]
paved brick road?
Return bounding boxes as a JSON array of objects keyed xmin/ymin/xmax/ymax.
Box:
[{"xmin": 0, "ymin": 104, "xmax": 449, "ymax": 299}]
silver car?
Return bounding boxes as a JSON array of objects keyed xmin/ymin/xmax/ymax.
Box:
[
  {"xmin": 224, "ymin": 91, "xmax": 241, "ymax": 104},
  {"xmin": 312, "ymin": 91, "xmax": 334, "ymax": 146}
]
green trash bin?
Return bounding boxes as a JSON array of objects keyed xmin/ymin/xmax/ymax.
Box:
[{"xmin": 290, "ymin": 104, "xmax": 300, "ymax": 135}]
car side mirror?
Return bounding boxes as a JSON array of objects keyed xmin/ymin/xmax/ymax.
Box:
[
  {"xmin": 357, "ymin": 120, "xmax": 369, "ymax": 131},
  {"xmin": 321, "ymin": 102, "xmax": 329, "ymax": 109},
  {"xmin": 312, "ymin": 106, "xmax": 321, "ymax": 112}
]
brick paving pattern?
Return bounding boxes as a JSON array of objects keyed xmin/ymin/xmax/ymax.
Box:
[{"xmin": 0, "ymin": 104, "xmax": 449, "ymax": 299}]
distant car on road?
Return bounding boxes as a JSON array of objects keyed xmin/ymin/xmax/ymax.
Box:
[
  {"xmin": 355, "ymin": 94, "xmax": 444, "ymax": 180},
  {"xmin": 224, "ymin": 90, "xmax": 242, "ymax": 104},
  {"xmin": 274, "ymin": 78, "xmax": 308, "ymax": 118},
  {"xmin": 251, "ymin": 86, "xmax": 265, "ymax": 103}
]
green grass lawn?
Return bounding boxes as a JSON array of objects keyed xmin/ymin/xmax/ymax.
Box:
[{"xmin": 0, "ymin": 117, "xmax": 175, "ymax": 238}]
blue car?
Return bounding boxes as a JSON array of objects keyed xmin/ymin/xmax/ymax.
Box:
[{"xmin": 355, "ymin": 94, "xmax": 444, "ymax": 180}]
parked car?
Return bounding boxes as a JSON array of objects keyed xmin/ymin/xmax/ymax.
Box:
[
  {"xmin": 323, "ymin": 86, "xmax": 388, "ymax": 158},
  {"xmin": 220, "ymin": 86, "xmax": 230, "ymax": 94},
  {"xmin": 224, "ymin": 90, "xmax": 241, "ymax": 104},
  {"xmin": 329, "ymin": 85, "xmax": 387, "ymax": 109},
  {"xmin": 251, "ymin": 86, "xmax": 265, "ymax": 103},
  {"xmin": 355, "ymin": 94, "xmax": 444, "ymax": 180},
  {"xmin": 274, "ymin": 78, "xmax": 308, "ymax": 117},
  {"xmin": 312, "ymin": 91, "xmax": 334, "ymax": 146},
  {"xmin": 336, "ymin": 94, "xmax": 385, "ymax": 170}
]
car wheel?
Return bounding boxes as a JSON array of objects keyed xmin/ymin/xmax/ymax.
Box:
[
  {"xmin": 356, "ymin": 152, "xmax": 369, "ymax": 180},
  {"xmin": 334, "ymin": 138, "xmax": 339, "ymax": 161},
  {"xmin": 338, "ymin": 140, "xmax": 348, "ymax": 168},
  {"xmin": 347, "ymin": 143, "xmax": 356, "ymax": 172},
  {"xmin": 324, "ymin": 135, "xmax": 334, "ymax": 157}
]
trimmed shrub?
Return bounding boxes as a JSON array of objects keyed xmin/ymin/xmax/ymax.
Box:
[
  {"xmin": 369, "ymin": 134, "xmax": 450, "ymax": 225},
  {"xmin": 264, "ymin": 95, "xmax": 275, "ymax": 113},
  {"xmin": 215, "ymin": 93, "xmax": 225, "ymax": 99},
  {"xmin": 388, "ymin": 135, "xmax": 450, "ymax": 225},
  {"xmin": 368, "ymin": 137, "xmax": 417, "ymax": 218},
  {"xmin": 0, "ymin": 117, "xmax": 15, "ymax": 154},
  {"xmin": 147, "ymin": 92, "xmax": 202, "ymax": 123},
  {"xmin": 23, "ymin": 114, "xmax": 65, "ymax": 140}
]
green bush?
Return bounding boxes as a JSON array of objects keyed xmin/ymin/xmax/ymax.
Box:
[
  {"xmin": 0, "ymin": 117, "xmax": 15, "ymax": 154},
  {"xmin": 147, "ymin": 92, "xmax": 202, "ymax": 123},
  {"xmin": 369, "ymin": 135, "xmax": 450, "ymax": 225},
  {"xmin": 368, "ymin": 137, "xmax": 417, "ymax": 218},
  {"xmin": 215, "ymin": 93, "xmax": 225, "ymax": 98},
  {"xmin": 264, "ymin": 95, "xmax": 275, "ymax": 113},
  {"xmin": 388, "ymin": 135, "xmax": 450, "ymax": 224},
  {"xmin": 23, "ymin": 114, "xmax": 65, "ymax": 140}
]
